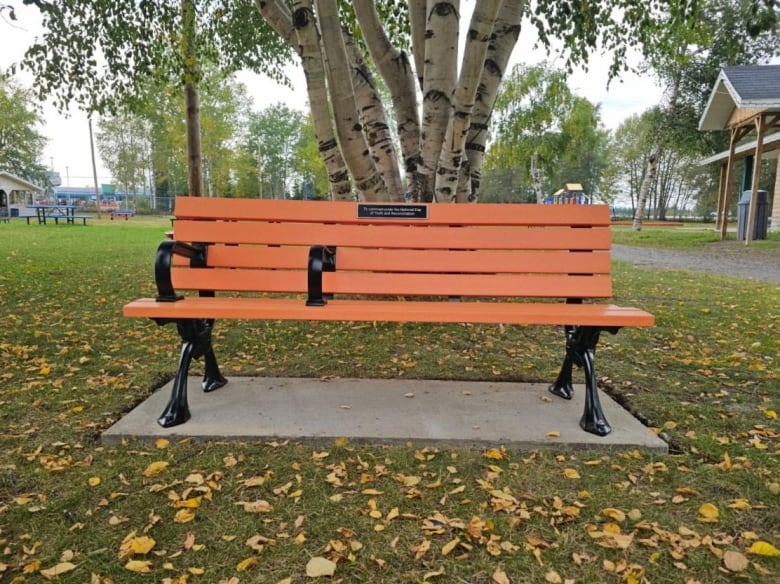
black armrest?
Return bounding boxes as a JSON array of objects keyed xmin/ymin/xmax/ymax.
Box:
[
  {"xmin": 155, "ymin": 240, "xmax": 208, "ymax": 302},
  {"xmin": 306, "ymin": 245, "xmax": 337, "ymax": 306}
]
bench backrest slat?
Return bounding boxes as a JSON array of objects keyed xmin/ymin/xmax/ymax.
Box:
[
  {"xmin": 175, "ymin": 197, "xmax": 611, "ymax": 226},
  {"xmin": 169, "ymin": 197, "xmax": 614, "ymax": 301},
  {"xmin": 198, "ymin": 246, "xmax": 611, "ymax": 275},
  {"xmin": 172, "ymin": 268, "xmax": 613, "ymax": 298},
  {"xmin": 174, "ymin": 221, "xmax": 611, "ymax": 251}
]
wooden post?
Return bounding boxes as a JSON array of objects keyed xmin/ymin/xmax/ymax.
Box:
[
  {"xmin": 745, "ymin": 115, "xmax": 766, "ymax": 245},
  {"xmin": 715, "ymin": 162, "xmax": 727, "ymax": 231},
  {"xmin": 720, "ymin": 128, "xmax": 739, "ymax": 240}
]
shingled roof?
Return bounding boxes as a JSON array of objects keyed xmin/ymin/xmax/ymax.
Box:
[{"xmin": 698, "ymin": 65, "xmax": 780, "ymax": 131}]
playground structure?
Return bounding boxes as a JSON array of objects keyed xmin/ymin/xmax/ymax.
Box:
[{"xmin": 544, "ymin": 183, "xmax": 591, "ymax": 205}]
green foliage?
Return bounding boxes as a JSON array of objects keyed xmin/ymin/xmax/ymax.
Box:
[
  {"xmin": 16, "ymin": 0, "xmax": 291, "ymax": 115},
  {"xmin": 239, "ymin": 103, "xmax": 323, "ymax": 199},
  {"xmin": 0, "ymin": 71, "xmax": 49, "ymax": 184},
  {"xmin": 485, "ymin": 63, "xmax": 608, "ymax": 200}
]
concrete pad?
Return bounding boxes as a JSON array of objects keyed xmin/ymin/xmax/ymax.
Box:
[{"xmin": 103, "ymin": 377, "xmax": 667, "ymax": 452}]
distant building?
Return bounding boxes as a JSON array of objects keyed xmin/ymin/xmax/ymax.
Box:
[{"xmin": 0, "ymin": 171, "xmax": 44, "ymax": 217}]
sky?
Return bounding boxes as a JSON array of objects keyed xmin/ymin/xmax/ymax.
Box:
[{"xmin": 1, "ymin": 1, "xmax": 665, "ymax": 189}]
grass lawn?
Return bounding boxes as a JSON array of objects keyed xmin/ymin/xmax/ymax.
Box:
[
  {"xmin": 0, "ymin": 216, "xmax": 777, "ymax": 583},
  {"xmin": 611, "ymin": 224, "xmax": 780, "ymax": 250}
]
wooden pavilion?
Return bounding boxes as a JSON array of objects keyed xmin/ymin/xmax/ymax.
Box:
[{"xmin": 698, "ymin": 65, "xmax": 780, "ymax": 243}]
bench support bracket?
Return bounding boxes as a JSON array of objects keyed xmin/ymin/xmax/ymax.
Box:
[
  {"xmin": 549, "ymin": 325, "xmax": 620, "ymax": 436},
  {"xmin": 156, "ymin": 318, "xmax": 228, "ymax": 427}
]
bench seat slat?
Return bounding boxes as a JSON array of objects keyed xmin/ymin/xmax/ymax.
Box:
[
  {"xmin": 124, "ymin": 297, "xmax": 654, "ymax": 327},
  {"xmin": 175, "ymin": 197, "xmax": 612, "ymax": 226},
  {"xmin": 173, "ymin": 221, "xmax": 611, "ymax": 251},
  {"xmin": 171, "ymin": 269, "xmax": 613, "ymax": 298},
  {"xmin": 191, "ymin": 246, "xmax": 612, "ymax": 274}
]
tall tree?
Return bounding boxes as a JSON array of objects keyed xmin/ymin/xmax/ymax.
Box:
[
  {"xmin": 630, "ymin": 0, "xmax": 779, "ymax": 229},
  {"xmin": 16, "ymin": 0, "xmax": 289, "ymax": 196},
  {"xmin": 485, "ymin": 63, "xmax": 606, "ymax": 202},
  {"xmin": 0, "ymin": 71, "xmax": 49, "ymax": 185},
  {"xmin": 97, "ymin": 113, "xmax": 151, "ymax": 199}
]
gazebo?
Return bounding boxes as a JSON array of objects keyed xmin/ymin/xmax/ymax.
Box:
[
  {"xmin": 698, "ymin": 65, "xmax": 780, "ymax": 243},
  {"xmin": 0, "ymin": 171, "xmax": 43, "ymax": 218}
]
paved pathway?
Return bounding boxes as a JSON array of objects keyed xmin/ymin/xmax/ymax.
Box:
[{"xmin": 612, "ymin": 242, "xmax": 780, "ymax": 284}]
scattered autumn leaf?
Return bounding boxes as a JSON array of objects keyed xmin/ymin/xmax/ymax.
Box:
[
  {"xmin": 142, "ymin": 461, "xmax": 169, "ymax": 477},
  {"xmin": 747, "ymin": 541, "xmax": 780, "ymax": 557},
  {"xmin": 722, "ymin": 550, "xmax": 749, "ymax": 573},
  {"xmin": 563, "ymin": 468, "xmax": 581, "ymax": 480},
  {"xmin": 698, "ymin": 503, "xmax": 719, "ymax": 523},
  {"xmin": 125, "ymin": 560, "xmax": 153, "ymax": 573},
  {"xmin": 493, "ymin": 566, "xmax": 511, "ymax": 584},
  {"xmin": 40, "ymin": 562, "xmax": 77, "ymax": 580},
  {"xmin": 306, "ymin": 557, "xmax": 337, "ymax": 578}
]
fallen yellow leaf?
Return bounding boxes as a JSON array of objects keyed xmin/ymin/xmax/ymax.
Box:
[
  {"xmin": 722, "ymin": 550, "xmax": 749, "ymax": 573},
  {"xmin": 174, "ymin": 509, "xmax": 196, "ymax": 523},
  {"xmin": 492, "ymin": 566, "xmax": 510, "ymax": 584},
  {"xmin": 40, "ymin": 562, "xmax": 77, "ymax": 580},
  {"xmin": 698, "ymin": 502, "xmax": 719, "ymax": 522},
  {"xmin": 602, "ymin": 508, "xmax": 626, "ymax": 523},
  {"xmin": 155, "ymin": 438, "xmax": 170, "ymax": 449},
  {"xmin": 747, "ymin": 541, "xmax": 780, "ymax": 557},
  {"xmin": 88, "ymin": 476, "xmax": 101, "ymax": 487},
  {"xmin": 237, "ymin": 500, "xmax": 274, "ymax": 513},
  {"xmin": 441, "ymin": 537, "xmax": 460, "ymax": 556},
  {"xmin": 142, "ymin": 461, "xmax": 169, "ymax": 477},
  {"xmin": 125, "ymin": 560, "xmax": 153, "ymax": 573},
  {"xmin": 306, "ymin": 556, "xmax": 337, "ymax": 578},
  {"xmin": 130, "ymin": 536, "xmax": 156, "ymax": 555},
  {"xmin": 485, "ymin": 448, "xmax": 506, "ymax": 460},
  {"xmin": 545, "ymin": 570, "xmax": 563, "ymax": 583},
  {"xmin": 563, "ymin": 468, "xmax": 581, "ymax": 480}
]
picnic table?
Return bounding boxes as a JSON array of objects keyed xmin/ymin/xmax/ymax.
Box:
[
  {"xmin": 110, "ymin": 209, "xmax": 135, "ymax": 220},
  {"xmin": 26, "ymin": 205, "xmax": 91, "ymax": 225}
]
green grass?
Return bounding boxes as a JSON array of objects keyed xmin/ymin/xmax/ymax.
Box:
[
  {"xmin": 0, "ymin": 219, "xmax": 778, "ymax": 583},
  {"xmin": 611, "ymin": 224, "xmax": 780, "ymax": 250}
]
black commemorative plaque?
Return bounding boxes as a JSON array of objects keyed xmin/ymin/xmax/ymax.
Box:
[{"xmin": 357, "ymin": 203, "xmax": 428, "ymax": 220}]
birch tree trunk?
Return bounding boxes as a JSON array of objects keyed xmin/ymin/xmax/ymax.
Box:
[
  {"xmin": 343, "ymin": 29, "xmax": 404, "ymax": 200},
  {"xmin": 464, "ymin": 0, "xmax": 524, "ymax": 200},
  {"xmin": 408, "ymin": 0, "xmax": 427, "ymax": 91},
  {"xmin": 419, "ymin": 0, "xmax": 459, "ymax": 201},
  {"xmin": 353, "ymin": 1, "xmax": 423, "ymax": 201},
  {"xmin": 314, "ymin": 0, "xmax": 385, "ymax": 200},
  {"xmin": 633, "ymin": 75, "xmax": 680, "ymax": 230},
  {"xmin": 435, "ymin": 0, "xmax": 502, "ymax": 202},
  {"xmin": 257, "ymin": 0, "xmax": 352, "ymax": 200},
  {"xmin": 291, "ymin": 0, "xmax": 353, "ymax": 199},
  {"xmin": 529, "ymin": 151, "xmax": 544, "ymax": 202}
]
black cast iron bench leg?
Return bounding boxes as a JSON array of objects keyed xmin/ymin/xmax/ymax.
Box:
[
  {"xmin": 157, "ymin": 318, "xmax": 227, "ymax": 428},
  {"xmin": 549, "ymin": 325, "xmax": 619, "ymax": 436}
]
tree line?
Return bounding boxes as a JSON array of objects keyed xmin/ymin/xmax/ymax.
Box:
[{"xmin": 3, "ymin": 0, "xmax": 778, "ymax": 220}]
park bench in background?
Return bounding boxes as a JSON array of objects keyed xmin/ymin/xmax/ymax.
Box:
[
  {"xmin": 110, "ymin": 209, "xmax": 135, "ymax": 220},
  {"xmin": 123, "ymin": 197, "xmax": 654, "ymax": 436}
]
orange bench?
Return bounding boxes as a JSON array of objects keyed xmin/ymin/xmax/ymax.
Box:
[{"xmin": 124, "ymin": 197, "xmax": 654, "ymax": 435}]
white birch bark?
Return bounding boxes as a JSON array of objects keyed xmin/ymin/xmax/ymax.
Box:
[
  {"xmin": 290, "ymin": 0, "xmax": 352, "ymax": 199},
  {"xmin": 435, "ymin": 0, "xmax": 502, "ymax": 202},
  {"xmin": 419, "ymin": 0, "xmax": 459, "ymax": 202},
  {"xmin": 353, "ymin": 1, "xmax": 423, "ymax": 201},
  {"xmin": 314, "ymin": 0, "xmax": 385, "ymax": 201},
  {"xmin": 256, "ymin": 0, "xmax": 352, "ymax": 200},
  {"xmin": 408, "ymin": 0, "xmax": 427, "ymax": 91},
  {"xmin": 464, "ymin": 0, "xmax": 524, "ymax": 201},
  {"xmin": 343, "ymin": 29, "xmax": 404, "ymax": 200}
]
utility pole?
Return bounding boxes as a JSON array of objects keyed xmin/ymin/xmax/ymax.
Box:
[{"xmin": 89, "ymin": 116, "xmax": 102, "ymax": 218}]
